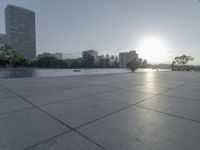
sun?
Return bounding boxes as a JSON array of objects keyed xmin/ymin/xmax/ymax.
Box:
[{"xmin": 138, "ymin": 37, "xmax": 170, "ymax": 64}]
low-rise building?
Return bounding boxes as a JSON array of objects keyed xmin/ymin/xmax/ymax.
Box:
[{"xmin": 54, "ymin": 53, "xmax": 63, "ymax": 60}]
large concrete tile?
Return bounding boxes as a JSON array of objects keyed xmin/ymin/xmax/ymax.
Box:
[
  {"xmin": 71, "ymin": 85, "xmax": 117, "ymax": 95},
  {"xmin": 78, "ymin": 107, "xmax": 200, "ymax": 150},
  {"xmin": 22, "ymin": 88, "xmax": 87, "ymax": 106},
  {"xmin": 175, "ymin": 84, "xmax": 200, "ymax": 92},
  {"xmin": 28, "ymin": 131, "xmax": 103, "ymax": 150},
  {"xmin": 0, "ymin": 89, "xmax": 15, "ymax": 98},
  {"xmin": 40, "ymin": 96, "xmax": 129, "ymax": 128},
  {"xmin": 46, "ymin": 81, "xmax": 94, "ymax": 89},
  {"xmin": 41, "ymin": 77, "xmax": 94, "ymax": 89},
  {"xmin": 94, "ymin": 88, "xmax": 155, "ymax": 104},
  {"xmin": 0, "ymin": 86, "xmax": 6, "ymax": 90},
  {"xmin": 0, "ymin": 96, "xmax": 33, "ymax": 114},
  {"xmin": 125, "ymin": 85, "xmax": 170, "ymax": 94},
  {"xmin": 0, "ymin": 108, "xmax": 69, "ymax": 150},
  {"xmin": 104, "ymin": 81, "xmax": 142, "ymax": 88},
  {"xmin": 143, "ymin": 80, "xmax": 185, "ymax": 88},
  {"xmin": 10, "ymin": 86, "xmax": 62, "ymax": 96},
  {"xmin": 163, "ymin": 88, "xmax": 200, "ymax": 101},
  {"xmin": 137, "ymin": 95, "xmax": 200, "ymax": 121}
]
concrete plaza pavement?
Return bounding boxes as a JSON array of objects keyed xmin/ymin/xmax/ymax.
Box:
[{"xmin": 0, "ymin": 71, "xmax": 200, "ymax": 150}]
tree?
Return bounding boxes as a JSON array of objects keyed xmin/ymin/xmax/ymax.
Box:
[
  {"xmin": 36, "ymin": 56, "xmax": 68, "ymax": 68},
  {"xmin": 0, "ymin": 44, "xmax": 12, "ymax": 66},
  {"xmin": 172, "ymin": 55, "xmax": 194, "ymax": 71},
  {"xmin": 70, "ymin": 60, "xmax": 82, "ymax": 68},
  {"xmin": 127, "ymin": 58, "xmax": 140, "ymax": 72},
  {"xmin": 0, "ymin": 44, "xmax": 30, "ymax": 67},
  {"xmin": 142, "ymin": 59, "xmax": 148, "ymax": 68}
]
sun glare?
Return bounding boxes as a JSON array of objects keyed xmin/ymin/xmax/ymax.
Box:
[{"xmin": 138, "ymin": 37, "xmax": 170, "ymax": 64}]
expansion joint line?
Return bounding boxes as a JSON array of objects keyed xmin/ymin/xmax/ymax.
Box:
[{"xmin": 1, "ymin": 84, "xmax": 107, "ymax": 150}]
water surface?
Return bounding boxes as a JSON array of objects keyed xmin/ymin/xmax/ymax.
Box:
[{"xmin": 0, "ymin": 68, "xmax": 171, "ymax": 79}]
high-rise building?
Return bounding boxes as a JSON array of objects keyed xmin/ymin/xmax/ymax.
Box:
[
  {"xmin": 119, "ymin": 50, "xmax": 139, "ymax": 68},
  {"xmin": 5, "ymin": 5, "xmax": 36, "ymax": 60},
  {"xmin": 119, "ymin": 52, "xmax": 129, "ymax": 68},
  {"xmin": 0, "ymin": 33, "xmax": 7, "ymax": 47}
]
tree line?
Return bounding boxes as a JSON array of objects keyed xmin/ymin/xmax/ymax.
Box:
[
  {"xmin": 0, "ymin": 44, "xmax": 119, "ymax": 68},
  {"xmin": 1, "ymin": 44, "xmax": 198, "ymax": 71}
]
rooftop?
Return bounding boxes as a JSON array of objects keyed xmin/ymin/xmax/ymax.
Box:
[
  {"xmin": 6, "ymin": 4, "xmax": 35, "ymax": 13},
  {"xmin": 0, "ymin": 71, "xmax": 200, "ymax": 150}
]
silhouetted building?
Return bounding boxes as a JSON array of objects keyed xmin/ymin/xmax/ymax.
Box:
[
  {"xmin": 82, "ymin": 49, "xmax": 98, "ymax": 64},
  {"xmin": 54, "ymin": 53, "xmax": 63, "ymax": 60},
  {"xmin": 119, "ymin": 50, "xmax": 139, "ymax": 68},
  {"xmin": 5, "ymin": 5, "xmax": 36, "ymax": 60},
  {"xmin": 82, "ymin": 50, "xmax": 98, "ymax": 59}
]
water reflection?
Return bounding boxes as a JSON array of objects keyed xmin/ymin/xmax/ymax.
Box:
[
  {"xmin": 0, "ymin": 68, "xmax": 37, "ymax": 79},
  {"xmin": 0, "ymin": 68, "xmax": 129, "ymax": 79},
  {"xmin": 0, "ymin": 68, "xmax": 171, "ymax": 79}
]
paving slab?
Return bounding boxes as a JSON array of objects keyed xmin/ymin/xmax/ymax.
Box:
[
  {"xmin": 0, "ymin": 108, "xmax": 69, "ymax": 150},
  {"xmin": 125, "ymin": 85, "xmax": 170, "ymax": 94},
  {"xmin": 78, "ymin": 107, "xmax": 200, "ymax": 150},
  {"xmin": 72, "ymin": 85, "xmax": 117, "ymax": 95},
  {"xmin": 40, "ymin": 95, "xmax": 129, "ymax": 128},
  {"xmin": 27, "ymin": 131, "xmax": 103, "ymax": 150},
  {"xmin": 174, "ymin": 83, "xmax": 200, "ymax": 92},
  {"xmin": 94, "ymin": 88, "xmax": 155, "ymax": 105},
  {"xmin": 22, "ymin": 88, "xmax": 87, "ymax": 106},
  {"xmin": 163, "ymin": 88, "xmax": 200, "ymax": 101},
  {"xmin": 137, "ymin": 95, "xmax": 200, "ymax": 121},
  {"xmin": 41, "ymin": 77, "xmax": 94, "ymax": 89},
  {"xmin": 0, "ymin": 89, "xmax": 15, "ymax": 98},
  {"xmin": 141, "ymin": 80, "xmax": 185, "ymax": 88},
  {"xmin": 103, "ymin": 81, "xmax": 143, "ymax": 88},
  {"xmin": 0, "ymin": 96, "xmax": 33, "ymax": 115}
]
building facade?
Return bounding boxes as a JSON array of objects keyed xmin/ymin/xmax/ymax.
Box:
[
  {"xmin": 82, "ymin": 50, "xmax": 98, "ymax": 60},
  {"xmin": 5, "ymin": 5, "xmax": 36, "ymax": 60},
  {"xmin": 119, "ymin": 52, "xmax": 129, "ymax": 68},
  {"xmin": 54, "ymin": 53, "xmax": 63, "ymax": 60},
  {"xmin": 0, "ymin": 33, "xmax": 7, "ymax": 48},
  {"xmin": 82, "ymin": 49, "xmax": 98, "ymax": 66},
  {"xmin": 119, "ymin": 50, "xmax": 139, "ymax": 68}
]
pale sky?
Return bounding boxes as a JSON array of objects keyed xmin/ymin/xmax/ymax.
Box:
[{"xmin": 0, "ymin": 0, "xmax": 200, "ymax": 64}]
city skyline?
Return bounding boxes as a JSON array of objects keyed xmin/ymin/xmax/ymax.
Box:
[{"xmin": 0, "ymin": 0, "xmax": 200, "ymax": 64}]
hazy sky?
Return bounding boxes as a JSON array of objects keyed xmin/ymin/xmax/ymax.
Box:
[{"xmin": 0, "ymin": 0, "xmax": 200, "ymax": 64}]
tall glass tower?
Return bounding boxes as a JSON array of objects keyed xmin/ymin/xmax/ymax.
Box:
[{"xmin": 5, "ymin": 5, "xmax": 36, "ymax": 60}]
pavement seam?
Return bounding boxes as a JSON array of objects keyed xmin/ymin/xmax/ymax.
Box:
[
  {"xmin": 22, "ymin": 131, "xmax": 71, "ymax": 150},
  {"xmin": 160, "ymin": 94, "xmax": 200, "ymax": 102},
  {"xmin": 0, "ymin": 106, "xmax": 34, "ymax": 116},
  {"xmin": 0, "ymin": 76, "xmax": 197, "ymax": 150},
  {"xmin": 37, "ymin": 86, "xmax": 123, "ymax": 107},
  {"xmin": 74, "ymin": 79, "xmax": 198, "ymax": 129},
  {"xmin": 1, "ymin": 84, "xmax": 107, "ymax": 150},
  {"xmin": 133, "ymin": 105, "xmax": 200, "ymax": 124}
]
